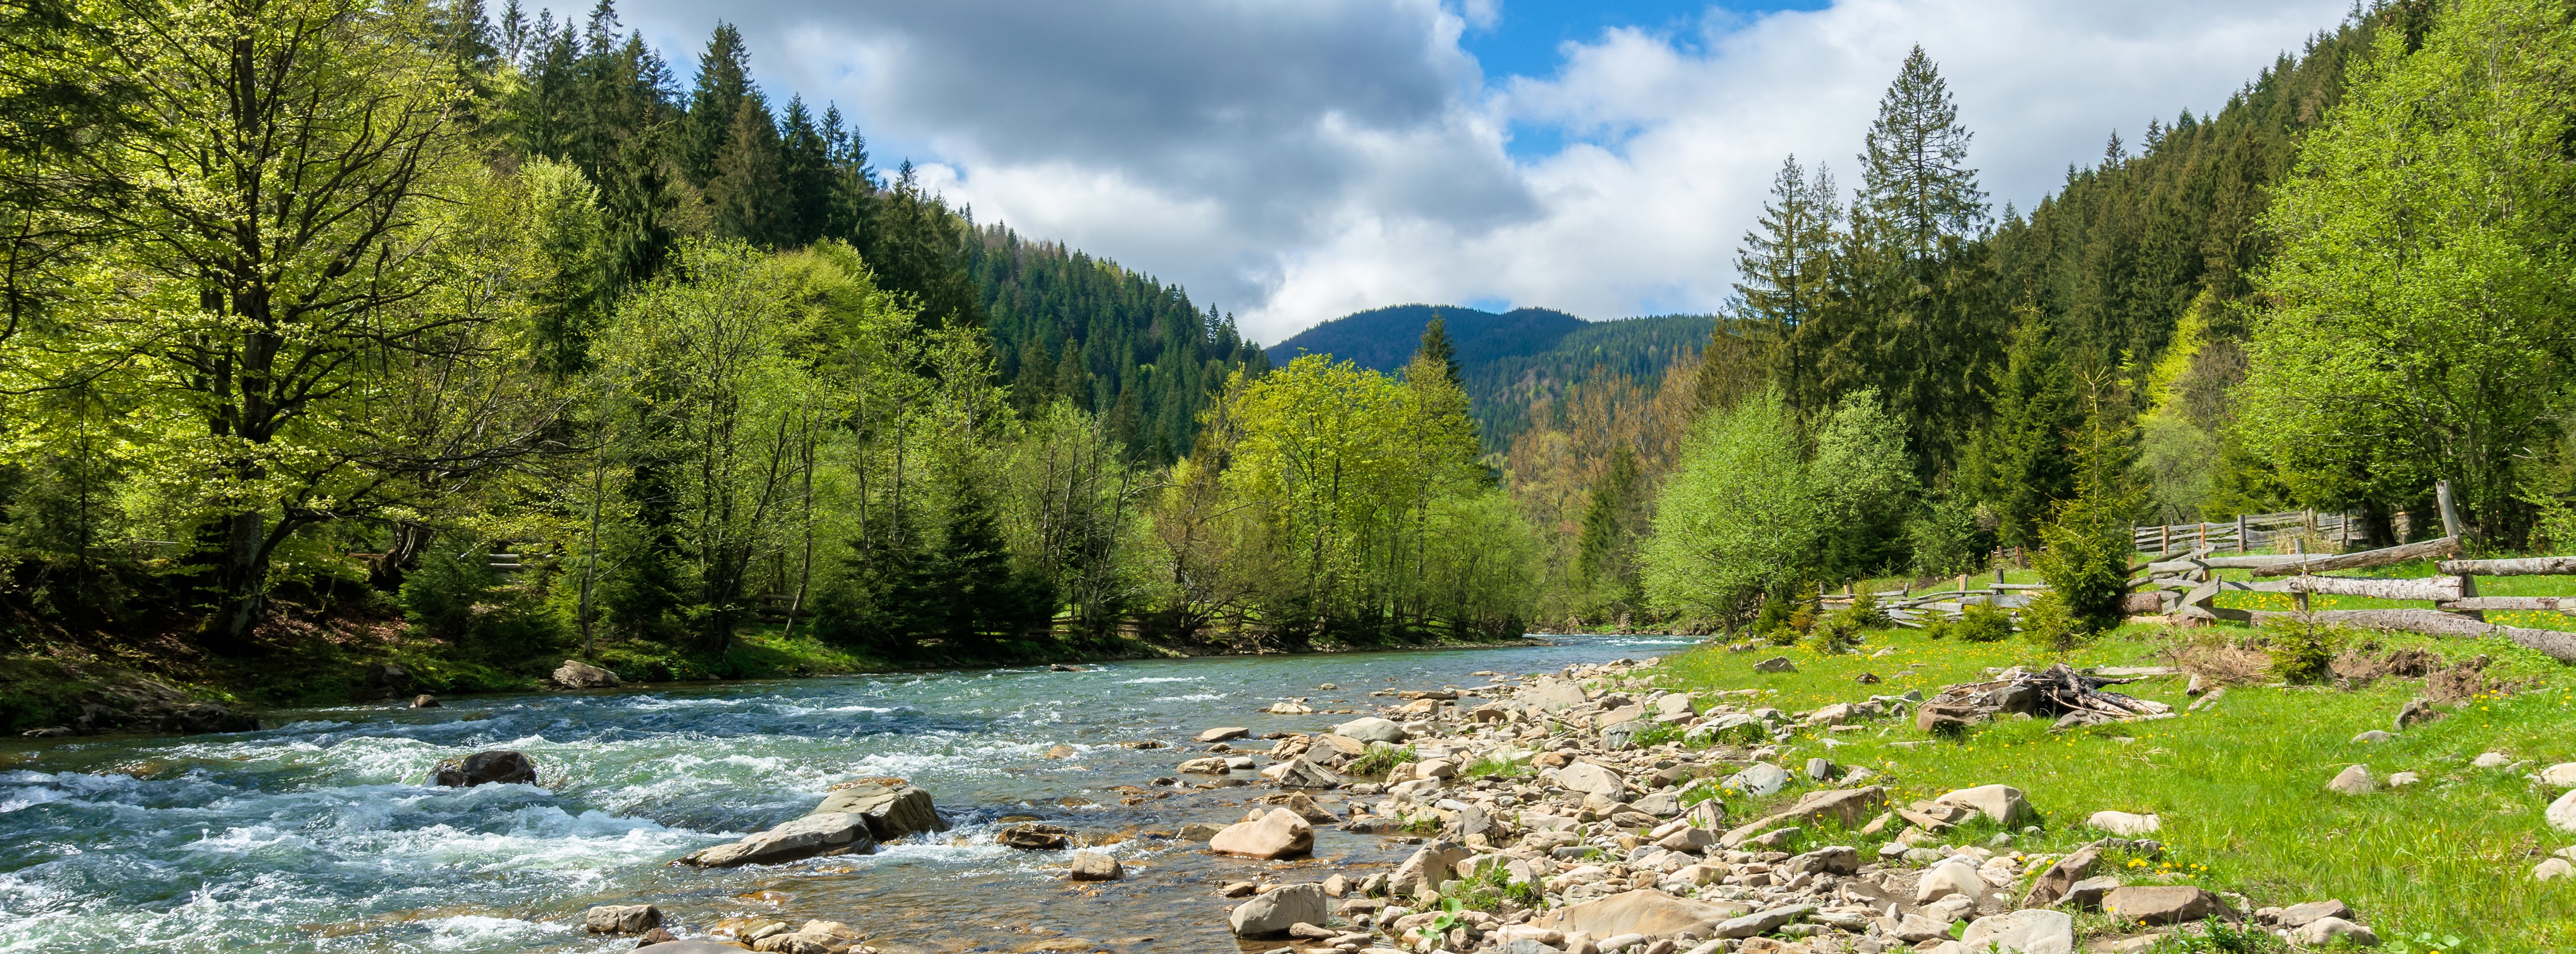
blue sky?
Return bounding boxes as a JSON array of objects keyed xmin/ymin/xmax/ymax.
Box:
[{"xmin": 585, "ymin": 0, "xmax": 2350, "ymax": 341}]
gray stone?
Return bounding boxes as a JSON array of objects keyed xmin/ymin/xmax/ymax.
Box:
[
  {"xmin": 553, "ymin": 659, "xmax": 620, "ymax": 688},
  {"xmin": 585, "ymin": 904, "xmax": 662, "ymax": 934},
  {"xmin": 1196, "ymin": 726, "xmax": 1251, "ymax": 742},
  {"xmin": 2019, "ymin": 844, "xmax": 2099, "ymax": 908},
  {"xmin": 432, "ymin": 750, "xmax": 537, "ymax": 788},
  {"xmin": 1805, "ymin": 758, "xmax": 1837, "ymax": 781},
  {"xmin": 2275, "ymin": 900, "xmax": 2353, "ymax": 928},
  {"xmin": 1711, "ymin": 904, "xmax": 1816, "ymax": 939},
  {"xmin": 995, "ymin": 823, "xmax": 1071, "ymax": 850},
  {"xmin": 2536, "ymin": 858, "xmax": 2574, "ymax": 882},
  {"xmin": 1210, "ymin": 808, "xmax": 1314, "ymax": 860},
  {"xmin": 681, "ymin": 812, "xmax": 876, "ymax": 867},
  {"xmin": 2102, "ymin": 885, "xmax": 2230, "ymax": 925},
  {"xmin": 1723, "ymin": 762, "xmax": 1790, "ymax": 797},
  {"xmin": 1753, "ymin": 656, "xmax": 1797, "ymax": 673},
  {"xmin": 1067, "ymin": 850, "xmax": 1122, "ymax": 881},
  {"xmin": 1915, "ymin": 858, "xmax": 1987, "ymax": 903},
  {"xmin": 1782, "ymin": 845, "xmax": 1859, "ymax": 875},
  {"xmin": 1230, "ymin": 883, "xmax": 1328, "ymax": 937},
  {"xmin": 1960, "ymin": 909, "xmax": 2075, "ymax": 954},
  {"xmin": 1935, "ymin": 784, "xmax": 2032, "ymax": 827},
  {"xmin": 2350, "ymin": 730, "xmax": 2391, "ymax": 744},
  {"xmin": 2552, "ymin": 788, "xmax": 2576, "ymax": 834},
  {"xmin": 2326, "ymin": 764, "xmax": 2376, "ymax": 795},
  {"xmin": 2473, "ymin": 751, "xmax": 2513, "ymax": 768},
  {"xmin": 1273, "ymin": 757, "xmax": 1343, "ymax": 789},
  {"xmin": 2292, "ymin": 917, "xmax": 2379, "ymax": 947},
  {"xmin": 809, "ymin": 780, "xmax": 946, "ymax": 840},
  {"xmin": 2061, "ymin": 877, "xmax": 2120, "ymax": 912},
  {"xmin": 1557, "ymin": 761, "xmax": 1627, "ymax": 799},
  {"xmin": 1332, "ymin": 717, "xmax": 1408, "ymax": 744},
  {"xmin": 2539, "ymin": 762, "xmax": 2576, "ymax": 787},
  {"xmin": 2087, "ymin": 811, "xmax": 2159, "ymax": 836}
]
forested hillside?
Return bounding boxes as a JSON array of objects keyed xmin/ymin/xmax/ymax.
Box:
[{"xmin": 1269, "ymin": 305, "xmax": 1714, "ymax": 450}]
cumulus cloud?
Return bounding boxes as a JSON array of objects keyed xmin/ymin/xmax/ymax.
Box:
[{"xmin": 594, "ymin": 0, "xmax": 2350, "ymax": 342}]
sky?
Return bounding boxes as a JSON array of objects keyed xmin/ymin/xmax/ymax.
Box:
[{"xmin": 573, "ymin": 0, "xmax": 2351, "ymax": 343}]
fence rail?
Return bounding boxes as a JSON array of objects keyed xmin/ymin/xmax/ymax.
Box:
[{"xmin": 2132, "ymin": 509, "xmax": 2380, "ymax": 555}]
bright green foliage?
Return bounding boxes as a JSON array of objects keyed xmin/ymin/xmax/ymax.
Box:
[
  {"xmin": 1575, "ymin": 446, "xmax": 1646, "ymax": 605},
  {"xmin": 1808, "ymin": 389, "xmax": 1920, "ymax": 580},
  {"xmin": 1642, "ymin": 387, "xmax": 1813, "ymax": 626},
  {"xmin": 2266, "ymin": 618, "xmax": 2348, "ymax": 684},
  {"xmin": 1928, "ymin": 602, "xmax": 2015, "ymax": 643},
  {"xmin": 2031, "ymin": 386, "xmax": 2148, "ymax": 643},
  {"xmin": 2239, "ymin": 0, "xmax": 2576, "ymax": 547}
]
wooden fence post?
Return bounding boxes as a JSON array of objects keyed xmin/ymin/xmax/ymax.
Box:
[{"xmin": 2236, "ymin": 514, "xmax": 2248, "ymax": 554}]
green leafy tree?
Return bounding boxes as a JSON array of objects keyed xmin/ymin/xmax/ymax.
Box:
[
  {"xmin": 2237, "ymin": 0, "xmax": 2576, "ymax": 547},
  {"xmin": 1640, "ymin": 387, "xmax": 1813, "ymax": 626}
]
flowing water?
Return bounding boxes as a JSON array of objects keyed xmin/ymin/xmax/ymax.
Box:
[{"xmin": 0, "ymin": 636, "xmax": 1694, "ymax": 953}]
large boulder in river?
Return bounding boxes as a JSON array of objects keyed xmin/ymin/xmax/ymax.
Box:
[
  {"xmin": 1332, "ymin": 717, "xmax": 1408, "ymax": 744},
  {"xmin": 1209, "ymin": 808, "xmax": 1313, "ymax": 860},
  {"xmin": 1229, "ymin": 883, "xmax": 1328, "ymax": 937},
  {"xmin": 809, "ymin": 778, "xmax": 946, "ymax": 840},
  {"xmin": 681, "ymin": 812, "xmax": 877, "ymax": 867},
  {"xmin": 553, "ymin": 659, "xmax": 620, "ymax": 689},
  {"xmin": 433, "ymin": 750, "xmax": 537, "ymax": 787}
]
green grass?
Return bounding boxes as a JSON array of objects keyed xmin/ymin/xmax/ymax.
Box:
[{"xmin": 1639, "ymin": 624, "xmax": 2576, "ymax": 952}]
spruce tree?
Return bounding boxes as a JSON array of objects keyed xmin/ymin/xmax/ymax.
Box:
[
  {"xmin": 776, "ymin": 96, "xmax": 833, "ymax": 247},
  {"xmin": 682, "ymin": 22, "xmax": 753, "ymax": 186},
  {"xmin": 1856, "ymin": 45, "xmax": 1988, "ymax": 260},
  {"xmin": 1960, "ymin": 316, "xmax": 2082, "ymax": 549},
  {"xmin": 1417, "ymin": 316, "xmax": 1462, "ymax": 388},
  {"xmin": 1733, "ymin": 154, "xmax": 1838, "ymax": 415},
  {"xmin": 706, "ymin": 95, "xmax": 783, "ymax": 245}
]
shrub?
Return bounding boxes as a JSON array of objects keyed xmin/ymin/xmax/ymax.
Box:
[
  {"xmin": 2020, "ymin": 589, "xmax": 2087, "ymax": 652},
  {"xmin": 2265, "ymin": 619, "xmax": 2348, "ymax": 683},
  {"xmin": 1807, "ymin": 612, "xmax": 1866, "ymax": 655},
  {"xmin": 1931, "ymin": 602, "xmax": 2016, "ymax": 643},
  {"xmin": 1351, "ymin": 742, "xmax": 1419, "ymax": 776}
]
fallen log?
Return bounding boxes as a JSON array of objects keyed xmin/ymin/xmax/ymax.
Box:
[
  {"xmin": 2283, "ymin": 575, "xmax": 2464, "ymax": 601},
  {"xmin": 2247, "ymin": 609, "xmax": 2576, "ymax": 663},
  {"xmin": 2435, "ymin": 556, "xmax": 2576, "ymax": 577},
  {"xmin": 2251, "ymin": 537, "xmax": 2460, "ymax": 578},
  {"xmin": 1922, "ymin": 663, "xmax": 2174, "ymax": 728},
  {"xmin": 2438, "ymin": 597, "xmax": 2575, "ymax": 612}
]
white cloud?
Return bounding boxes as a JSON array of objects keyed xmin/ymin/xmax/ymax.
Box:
[{"xmin": 591, "ymin": 0, "xmax": 2350, "ymax": 342}]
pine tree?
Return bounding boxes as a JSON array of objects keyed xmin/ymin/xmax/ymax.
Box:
[
  {"xmin": 1856, "ymin": 45, "xmax": 1988, "ymax": 260},
  {"xmin": 1960, "ymin": 316, "xmax": 2082, "ymax": 549},
  {"xmin": 1417, "ymin": 316, "xmax": 1462, "ymax": 388},
  {"xmin": 1733, "ymin": 154, "xmax": 1838, "ymax": 415},
  {"xmin": 706, "ymin": 94, "xmax": 782, "ymax": 245},
  {"xmin": 776, "ymin": 96, "xmax": 832, "ymax": 247},
  {"xmin": 682, "ymin": 22, "xmax": 753, "ymax": 186}
]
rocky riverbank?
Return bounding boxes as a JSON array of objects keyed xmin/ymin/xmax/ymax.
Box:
[{"xmin": 555, "ymin": 652, "xmax": 2469, "ymax": 953}]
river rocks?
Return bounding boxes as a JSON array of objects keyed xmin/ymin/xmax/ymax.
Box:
[
  {"xmin": 2294, "ymin": 917, "xmax": 2380, "ymax": 946},
  {"xmin": 2274, "ymin": 900, "xmax": 2353, "ymax": 928},
  {"xmin": 2019, "ymin": 844, "xmax": 2100, "ymax": 908},
  {"xmin": 1259, "ymin": 791, "xmax": 1340, "ymax": 824},
  {"xmin": 1334, "ymin": 717, "xmax": 1408, "ymax": 744},
  {"xmin": 1067, "ymin": 850, "xmax": 1123, "ymax": 881},
  {"xmin": 1719, "ymin": 786, "xmax": 1885, "ymax": 847},
  {"xmin": 2062, "ymin": 877, "xmax": 2121, "ymax": 912},
  {"xmin": 1723, "ymin": 762, "xmax": 1790, "ymax": 797},
  {"xmin": 1176, "ymin": 756, "xmax": 1230, "ymax": 774},
  {"xmin": 1712, "ymin": 903, "xmax": 1817, "ymax": 939},
  {"xmin": 994, "ymin": 823, "xmax": 1071, "ymax": 850},
  {"xmin": 1196, "ymin": 726, "xmax": 1250, "ymax": 743},
  {"xmin": 1270, "ymin": 757, "xmax": 1343, "ymax": 789},
  {"xmin": 634, "ymin": 927, "xmax": 677, "ymax": 946},
  {"xmin": 409, "ymin": 694, "xmax": 439, "ymax": 708},
  {"xmin": 1783, "ymin": 845, "xmax": 1859, "ymax": 875},
  {"xmin": 1556, "ymin": 761, "xmax": 1625, "ymax": 799},
  {"xmin": 2549, "ymin": 789, "xmax": 2576, "ymax": 833},
  {"xmin": 2088, "ymin": 811, "xmax": 2159, "ymax": 835},
  {"xmin": 2103, "ymin": 886, "xmax": 2230, "ymax": 925},
  {"xmin": 1917, "ymin": 701, "xmax": 1983, "ymax": 734},
  {"xmin": 1753, "ymin": 656, "xmax": 1797, "ymax": 673},
  {"xmin": 1179, "ymin": 822, "xmax": 1224, "ymax": 840},
  {"xmin": 2327, "ymin": 765, "xmax": 2377, "ymax": 795},
  {"xmin": 553, "ymin": 659, "xmax": 620, "ymax": 689},
  {"xmin": 1936, "ymin": 784, "xmax": 2031, "ymax": 827},
  {"xmin": 1538, "ymin": 890, "xmax": 1753, "ymax": 939},
  {"xmin": 1915, "ymin": 856, "xmax": 1988, "ymax": 903},
  {"xmin": 586, "ymin": 904, "xmax": 663, "ymax": 934},
  {"xmin": 810, "ymin": 779, "xmax": 946, "ymax": 840},
  {"xmin": 1960, "ymin": 909, "xmax": 2074, "ymax": 954},
  {"xmin": 683, "ymin": 812, "xmax": 878, "ymax": 867},
  {"xmin": 1391, "ymin": 840, "xmax": 1476, "ymax": 893},
  {"xmin": 1209, "ymin": 808, "xmax": 1313, "ymax": 860},
  {"xmin": 1229, "ymin": 882, "xmax": 1328, "ymax": 937},
  {"xmin": 432, "ymin": 750, "xmax": 537, "ymax": 787}
]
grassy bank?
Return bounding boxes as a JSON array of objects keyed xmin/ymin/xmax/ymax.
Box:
[{"xmin": 1638, "ymin": 621, "xmax": 2575, "ymax": 952}]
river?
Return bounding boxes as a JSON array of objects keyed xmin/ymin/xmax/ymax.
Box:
[{"xmin": 0, "ymin": 635, "xmax": 1695, "ymax": 953}]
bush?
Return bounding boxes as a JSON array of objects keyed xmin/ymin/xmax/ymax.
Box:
[
  {"xmin": 2020, "ymin": 589, "xmax": 2086, "ymax": 651},
  {"xmin": 1929, "ymin": 602, "xmax": 2015, "ymax": 643},
  {"xmin": 1351, "ymin": 742, "xmax": 1419, "ymax": 776},
  {"xmin": 2266, "ymin": 619, "xmax": 2348, "ymax": 683}
]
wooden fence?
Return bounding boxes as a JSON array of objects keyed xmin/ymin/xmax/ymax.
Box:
[{"xmin": 2132, "ymin": 509, "xmax": 2372, "ymax": 555}]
